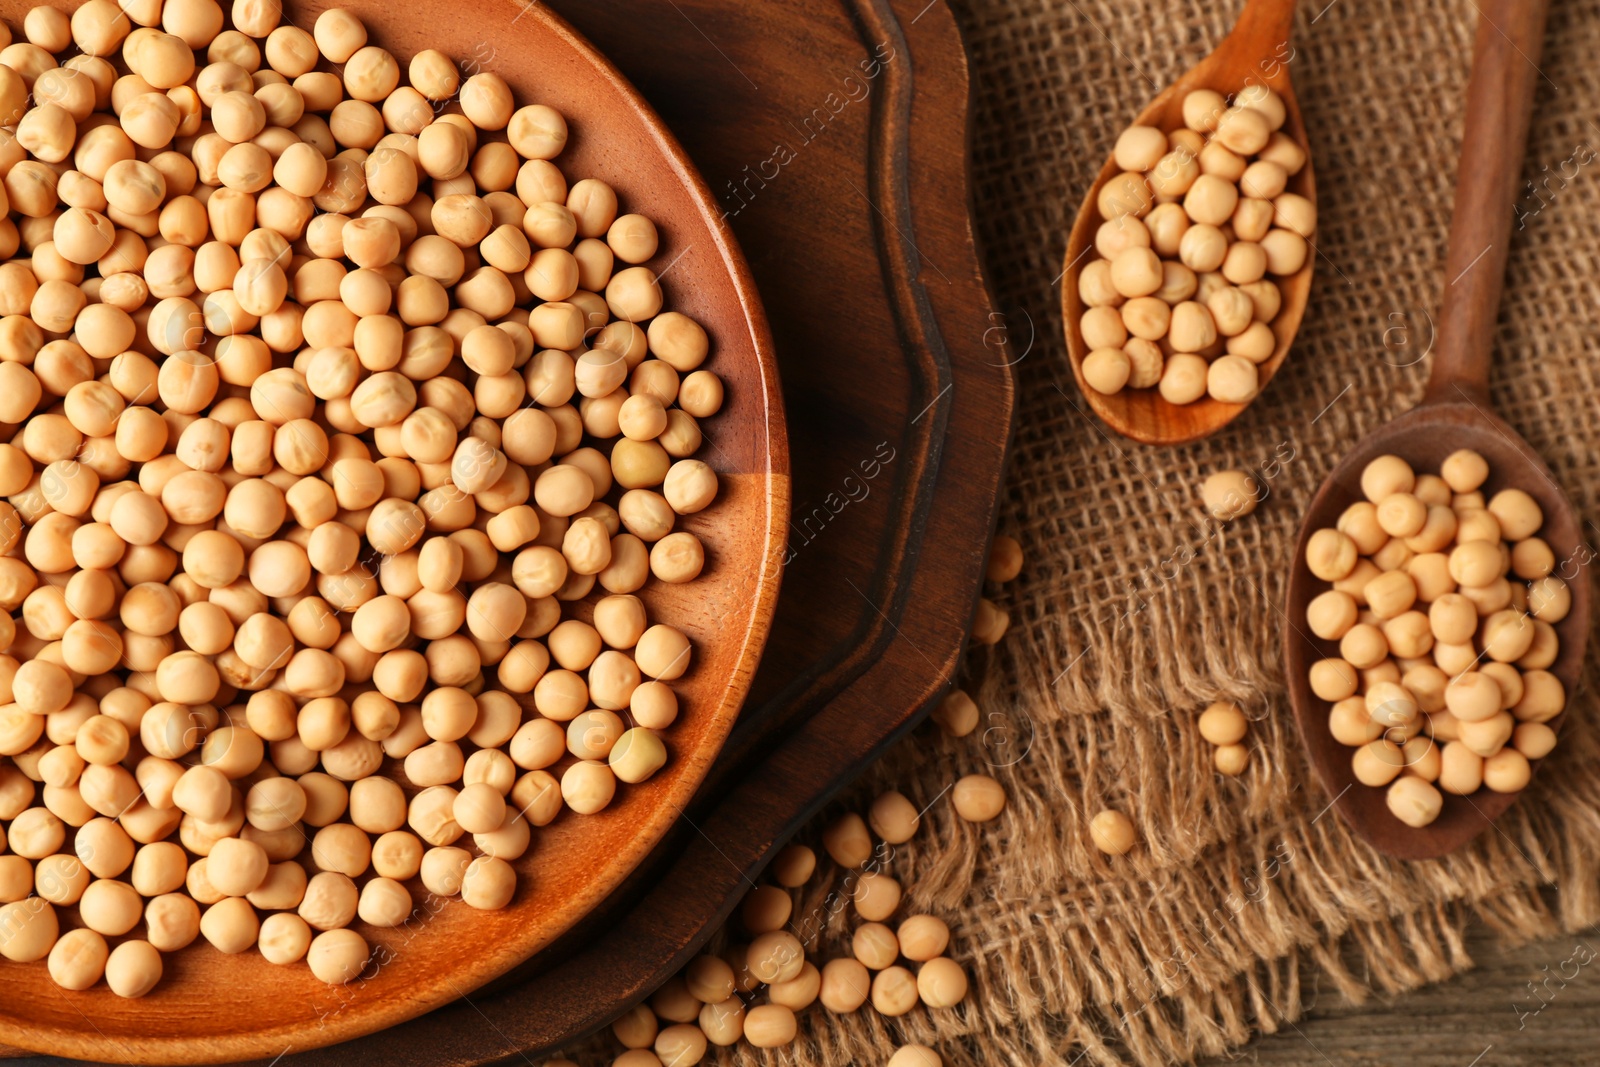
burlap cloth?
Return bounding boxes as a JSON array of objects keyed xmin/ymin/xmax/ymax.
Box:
[{"xmin": 567, "ymin": 1, "xmax": 1600, "ymax": 1064}]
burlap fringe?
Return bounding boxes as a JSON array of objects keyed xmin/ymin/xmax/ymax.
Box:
[
  {"xmin": 683, "ymin": 717, "xmax": 1600, "ymax": 1067},
  {"xmin": 544, "ymin": 692, "xmax": 1600, "ymax": 1067}
]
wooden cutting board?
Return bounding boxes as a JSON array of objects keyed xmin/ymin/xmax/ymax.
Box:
[{"xmin": 0, "ymin": 0, "xmax": 1014, "ymax": 1061}]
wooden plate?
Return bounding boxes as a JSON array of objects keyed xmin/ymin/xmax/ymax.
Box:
[
  {"xmin": 0, "ymin": 1, "xmax": 787, "ymax": 1062},
  {"xmin": 164, "ymin": 0, "xmax": 1016, "ymax": 1062}
]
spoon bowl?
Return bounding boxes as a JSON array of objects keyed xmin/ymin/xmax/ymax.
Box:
[
  {"xmin": 1061, "ymin": 0, "xmax": 1313, "ymax": 445},
  {"xmin": 1285, "ymin": 402, "xmax": 1590, "ymax": 859},
  {"xmin": 1285, "ymin": 0, "xmax": 1583, "ymax": 859}
]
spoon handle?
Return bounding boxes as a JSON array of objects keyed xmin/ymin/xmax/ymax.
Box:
[
  {"xmin": 1424, "ymin": 0, "xmax": 1551, "ymax": 407},
  {"xmin": 1227, "ymin": 0, "xmax": 1296, "ymax": 56}
]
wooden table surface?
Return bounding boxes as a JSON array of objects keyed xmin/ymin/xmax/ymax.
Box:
[{"xmin": 1201, "ymin": 922, "xmax": 1600, "ymax": 1066}]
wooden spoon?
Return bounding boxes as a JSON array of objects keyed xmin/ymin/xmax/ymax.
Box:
[
  {"xmin": 1286, "ymin": 0, "xmax": 1586, "ymax": 860},
  {"xmin": 1060, "ymin": 0, "xmax": 1312, "ymax": 445}
]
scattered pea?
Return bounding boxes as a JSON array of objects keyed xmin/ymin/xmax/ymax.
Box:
[
  {"xmin": 896, "ymin": 914, "xmax": 951, "ymax": 962},
  {"xmin": 1201, "ymin": 469, "xmax": 1260, "ymax": 521},
  {"xmin": 867, "ymin": 791, "xmax": 921, "ymax": 844},
  {"xmin": 1089, "ymin": 810, "xmax": 1136, "ymax": 855},
  {"xmin": 1213, "ymin": 744, "xmax": 1250, "ymax": 777},
  {"xmin": 1198, "ymin": 702, "xmax": 1249, "ymax": 746},
  {"xmin": 768, "ymin": 844, "xmax": 816, "ymax": 888},
  {"xmin": 915, "ymin": 956, "xmax": 968, "ymax": 1009},
  {"xmin": 740, "ymin": 885, "xmax": 792, "ymax": 934},
  {"xmin": 852, "ymin": 922, "xmax": 900, "ymax": 971},
  {"xmin": 818, "ymin": 957, "xmax": 872, "ymax": 1013},
  {"xmin": 821, "ymin": 813, "xmax": 873, "ymax": 868},
  {"xmin": 889, "ymin": 1046, "xmax": 943, "ymax": 1067},
  {"xmin": 871, "ymin": 965, "xmax": 920, "ymax": 1016},
  {"xmin": 852, "ymin": 872, "xmax": 902, "ymax": 922},
  {"xmin": 951, "ymin": 774, "xmax": 1007, "ymax": 823},
  {"xmin": 986, "ymin": 534, "xmax": 1024, "ymax": 582},
  {"xmin": 743, "ymin": 1004, "xmax": 797, "ymax": 1048},
  {"xmin": 931, "ymin": 689, "xmax": 980, "ymax": 737}
]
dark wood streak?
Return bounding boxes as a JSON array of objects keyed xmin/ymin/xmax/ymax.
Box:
[{"xmin": 852, "ymin": 0, "xmax": 961, "ymax": 600}]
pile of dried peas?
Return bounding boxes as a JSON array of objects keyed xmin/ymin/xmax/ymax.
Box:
[
  {"xmin": 1077, "ymin": 86, "xmax": 1314, "ymax": 405},
  {"xmin": 1303, "ymin": 451, "xmax": 1569, "ymax": 827},
  {"xmin": 563, "ymin": 536, "xmax": 1027, "ymax": 1067},
  {"xmin": 0, "ymin": 0, "xmax": 728, "ymax": 993}
]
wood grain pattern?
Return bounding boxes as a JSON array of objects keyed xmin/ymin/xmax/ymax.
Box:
[
  {"xmin": 1060, "ymin": 0, "xmax": 1314, "ymax": 446},
  {"xmin": 1197, "ymin": 922, "xmax": 1600, "ymax": 1067},
  {"xmin": 0, "ymin": 0, "xmax": 788, "ymax": 1061},
  {"xmin": 1284, "ymin": 0, "xmax": 1588, "ymax": 860},
  {"xmin": 1421, "ymin": 0, "xmax": 1548, "ymax": 408}
]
